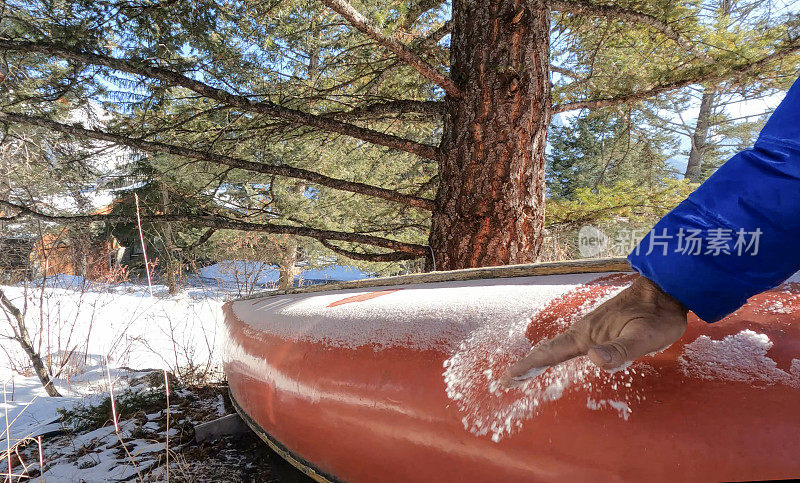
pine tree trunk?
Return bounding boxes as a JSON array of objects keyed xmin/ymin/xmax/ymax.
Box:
[
  {"xmin": 685, "ymin": 1, "xmax": 728, "ymax": 183},
  {"xmin": 685, "ymin": 88, "xmax": 715, "ymax": 182},
  {"xmin": 160, "ymin": 180, "xmax": 179, "ymax": 294},
  {"xmin": 429, "ymin": 0, "xmax": 551, "ymax": 270},
  {"xmin": 277, "ymin": 236, "xmax": 298, "ymax": 290}
]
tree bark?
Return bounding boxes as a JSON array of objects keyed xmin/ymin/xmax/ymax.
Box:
[
  {"xmin": 684, "ymin": 88, "xmax": 715, "ymax": 182},
  {"xmin": 684, "ymin": 0, "xmax": 729, "ymax": 183},
  {"xmin": 160, "ymin": 180, "xmax": 179, "ymax": 294},
  {"xmin": 429, "ymin": 0, "xmax": 551, "ymax": 270},
  {"xmin": 277, "ymin": 236, "xmax": 299, "ymax": 290}
]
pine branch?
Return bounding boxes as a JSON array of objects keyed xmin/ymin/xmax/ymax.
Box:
[
  {"xmin": 318, "ymin": 0, "xmax": 461, "ymax": 97},
  {"xmin": 0, "ymin": 200, "xmax": 427, "ymax": 255},
  {"xmin": 331, "ymin": 99, "xmax": 444, "ymax": 119},
  {"xmin": 417, "ymin": 19, "xmax": 451, "ymax": 48},
  {"xmin": 318, "ymin": 239, "xmax": 421, "ymax": 261},
  {"xmin": 399, "ymin": 0, "xmax": 445, "ymax": 31},
  {"xmin": 0, "ymin": 111, "xmax": 436, "ymax": 210},
  {"xmin": 174, "ymin": 228, "xmax": 216, "ymax": 251},
  {"xmin": 0, "ymin": 39, "xmax": 442, "ymax": 161},
  {"xmin": 553, "ymin": 37, "xmax": 800, "ymax": 113},
  {"xmin": 550, "ymin": 0, "xmax": 713, "ymax": 62},
  {"xmin": 551, "ymin": 65, "xmax": 582, "ymax": 79}
]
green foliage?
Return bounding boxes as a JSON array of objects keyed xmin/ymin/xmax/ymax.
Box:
[
  {"xmin": 546, "ymin": 178, "xmax": 697, "ymax": 229},
  {"xmin": 102, "ymin": 155, "xmax": 214, "ymax": 271},
  {"xmin": 700, "ymin": 109, "xmax": 769, "ymax": 178},
  {"xmin": 58, "ymin": 389, "xmax": 169, "ymax": 433},
  {"xmin": 542, "ymin": 179, "xmax": 698, "ymax": 260},
  {"xmin": 547, "ymin": 109, "xmax": 678, "ymax": 199},
  {"xmin": 0, "ymin": 109, "xmax": 106, "ymax": 240}
]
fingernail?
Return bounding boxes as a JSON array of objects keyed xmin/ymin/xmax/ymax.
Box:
[
  {"xmin": 512, "ymin": 366, "xmax": 547, "ymax": 381},
  {"xmin": 593, "ymin": 346, "xmax": 613, "ymax": 363}
]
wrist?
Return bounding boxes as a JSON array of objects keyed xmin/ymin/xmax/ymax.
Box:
[{"xmin": 632, "ymin": 275, "xmax": 688, "ymax": 315}]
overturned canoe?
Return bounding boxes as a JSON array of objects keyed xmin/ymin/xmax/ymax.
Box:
[{"xmin": 223, "ymin": 259, "xmax": 800, "ymax": 482}]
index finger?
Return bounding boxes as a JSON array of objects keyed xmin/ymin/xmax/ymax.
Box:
[{"xmin": 504, "ymin": 329, "xmax": 586, "ymax": 381}]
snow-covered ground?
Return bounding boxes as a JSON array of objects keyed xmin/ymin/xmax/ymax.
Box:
[
  {"xmin": 1, "ymin": 260, "xmax": 373, "ymax": 446},
  {"xmin": 0, "ymin": 262, "xmax": 370, "ymax": 480},
  {"xmin": 3, "ymin": 369, "xmax": 279, "ymax": 481},
  {"xmin": 0, "ymin": 275, "xmax": 230, "ymax": 470}
]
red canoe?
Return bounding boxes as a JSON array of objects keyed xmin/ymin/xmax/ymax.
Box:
[{"xmin": 222, "ymin": 260, "xmax": 800, "ymax": 482}]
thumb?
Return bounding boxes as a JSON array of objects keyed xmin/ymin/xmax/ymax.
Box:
[
  {"xmin": 504, "ymin": 330, "xmax": 585, "ymax": 382},
  {"xmin": 587, "ymin": 331, "xmax": 665, "ymax": 371},
  {"xmin": 587, "ymin": 316, "xmax": 686, "ymax": 371},
  {"xmin": 587, "ymin": 340, "xmax": 634, "ymax": 371}
]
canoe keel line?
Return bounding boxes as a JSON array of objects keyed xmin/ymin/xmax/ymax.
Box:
[{"xmin": 223, "ymin": 258, "xmax": 800, "ymax": 481}]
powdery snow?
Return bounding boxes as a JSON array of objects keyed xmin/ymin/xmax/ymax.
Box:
[
  {"xmin": 753, "ymin": 283, "xmax": 800, "ymax": 316},
  {"xmin": 679, "ymin": 330, "xmax": 800, "ymax": 387},
  {"xmin": 235, "ymin": 272, "xmax": 653, "ymax": 443},
  {"xmin": 1, "ymin": 265, "xmax": 371, "ymax": 453},
  {"xmin": 243, "ymin": 273, "xmax": 608, "ymax": 351},
  {"xmin": 586, "ymin": 398, "xmax": 632, "ymax": 420},
  {"xmin": 6, "ymin": 265, "xmax": 800, "ymax": 469},
  {"xmin": 442, "ymin": 274, "xmax": 649, "ymax": 443},
  {"xmin": 5, "ymin": 378, "xmax": 258, "ymax": 482},
  {"xmin": 29, "ymin": 273, "xmax": 102, "ymax": 290}
]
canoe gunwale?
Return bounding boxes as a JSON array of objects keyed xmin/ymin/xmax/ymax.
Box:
[
  {"xmin": 234, "ymin": 257, "xmax": 632, "ymax": 303},
  {"xmin": 229, "ymin": 389, "xmax": 339, "ymax": 483}
]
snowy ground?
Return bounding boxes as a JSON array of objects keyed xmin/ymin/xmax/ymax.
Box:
[
  {"xmin": 4, "ymin": 372, "xmax": 300, "ymax": 481},
  {"xmin": 0, "ymin": 261, "xmax": 366, "ymax": 480},
  {"xmin": 0, "ymin": 275, "xmax": 238, "ymax": 481}
]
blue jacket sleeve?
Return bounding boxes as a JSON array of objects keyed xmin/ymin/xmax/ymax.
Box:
[{"xmin": 628, "ymin": 75, "xmax": 800, "ymax": 322}]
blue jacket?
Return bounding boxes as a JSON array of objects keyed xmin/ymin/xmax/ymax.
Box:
[{"xmin": 628, "ymin": 75, "xmax": 800, "ymax": 322}]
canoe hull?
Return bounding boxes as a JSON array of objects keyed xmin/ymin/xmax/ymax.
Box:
[{"xmin": 224, "ymin": 270, "xmax": 800, "ymax": 482}]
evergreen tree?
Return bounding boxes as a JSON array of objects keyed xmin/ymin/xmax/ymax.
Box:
[
  {"xmin": 547, "ymin": 109, "xmax": 677, "ymax": 199},
  {"xmin": 1, "ymin": 0, "xmax": 798, "ymax": 270}
]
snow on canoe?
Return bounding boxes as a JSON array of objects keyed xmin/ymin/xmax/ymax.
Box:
[{"xmin": 222, "ymin": 259, "xmax": 800, "ymax": 482}]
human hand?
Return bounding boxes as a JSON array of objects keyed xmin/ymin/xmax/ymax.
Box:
[{"xmin": 503, "ymin": 275, "xmax": 688, "ymax": 383}]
